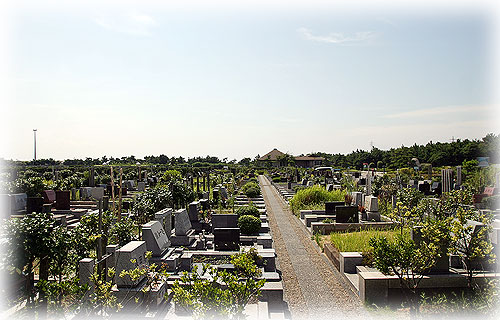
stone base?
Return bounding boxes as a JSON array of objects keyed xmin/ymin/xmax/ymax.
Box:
[
  {"xmin": 170, "ymin": 229, "xmax": 195, "ymax": 247},
  {"xmin": 366, "ymin": 211, "xmax": 381, "ymax": 222}
]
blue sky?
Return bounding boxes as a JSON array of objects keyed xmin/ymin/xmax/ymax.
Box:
[{"xmin": 1, "ymin": 0, "xmax": 498, "ymax": 160}]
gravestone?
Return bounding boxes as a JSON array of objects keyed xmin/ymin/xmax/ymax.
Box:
[
  {"xmin": 89, "ymin": 167, "xmax": 95, "ymax": 187},
  {"xmin": 364, "ymin": 196, "xmax": 379, "ymax": 212},
  {"xmin": 80, "ymin": 187, "xmax": 92, "ymax": 200},
  {"xmin": 55, "ymin": 191, "xmax": 71, "ymax": 210},
  {"xmin": 325, "ymin": 201, "xmax": 344, "ymax": 215},
  {"xmin": 142, "ymin": 221, "xmax": 170, "ymax": 256},
  {"xmin": 220, "ymin": 187, "xmax": 228, "ymax": 199},
  {"xmin": 441, "ymin": 169, "xmax": 453, "ymax": 193},
  {"xmin": 432, "ymin": 182, "xmax": 442, "ymax": 195},
  {"xmin": 79, "ymin": 258, "xmax": 95, "ymax": 287},
  {"xmin": 351, "ymin": 192, "xmax": 363, "ymax": 207},
  {"xmin": 43, "ymin": 190, "xmax": 56, "ymax": 204},
  {"xmin": 335, "ymin": 206, "xmax": 359, "ymax": 223},
  {"xmin": 155, "ymin": 208, "xmax": 173, "ymax": 236},
  {"xmin": 456, "ymin": 166, "xmax": 462, "ymax": 187},
  {"xmin": 358, "ymin": 178, "xmax": 366, "ymax": 185},
  {"xmin": 214, "ymin": 228, "xmax": 240, "ymax": 251},
  {"xmin": 418, "ymin": 181, "xmax": 431, "ymax": 195},
  {"xmin": 26, "ymin": 197, "xmax": 43, "ymax": 214},
  {"xmin": 71, "ymin": 188, "xmax": 77, "ymax": 201},
  {"xmin": 91, "ymin": 187, "xmax": 104, "ymax": 200},
  {"xmin": 137, "ymin": 182, "xmax": 146, "ymax": 192},
  {"xmin": 115, "ymin": 241, "xmax": 148, "ymax": 287},
  {"xmin": 0, "ymin": 194, "xmax": 12, "ymax": 217},
  {"xmin": 213, "ymin": 189, "xmax": 219, "ymax": 202},
  {"xmin": 188, "ymin": 201, "xmax": 200, "ymax": 222},
  {"xmin": 174, "ymin": 209, "xmax": 192, "ymax": 236},
  {"xmin": 200, "ymin": 198, "xmax": 209, "ymax": 211},
  {"xmin": 10, "ymin": 193, "xmax": 27, "ymax": 213},
  {"xmin": 212, "ymin": 214, "xmax": 238, "ymax": 232}
]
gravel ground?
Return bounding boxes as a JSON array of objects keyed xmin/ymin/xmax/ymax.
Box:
[{"xmin": 259, "ymin": 175, "xmax": 370, "ymax": 320}]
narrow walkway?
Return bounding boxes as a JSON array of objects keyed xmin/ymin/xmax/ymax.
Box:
[{"xmin": 259, "ymin": 175, "xmax": 368, "ymax": 320}]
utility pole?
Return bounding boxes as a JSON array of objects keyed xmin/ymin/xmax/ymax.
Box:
[{"xmin": 33, "ymin": 129, "xmax": 37, "ymax": 161}]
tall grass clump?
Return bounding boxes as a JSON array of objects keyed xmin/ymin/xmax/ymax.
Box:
[
  {"xmin": 289, "ymin": 185, "xmax": 346, "ymax": 216},
  {"xmin": 328, "ymin": 228, "xmax": 410, "ymax": 252}
]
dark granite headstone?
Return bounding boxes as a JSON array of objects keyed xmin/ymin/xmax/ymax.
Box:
[
  {"xmin": 212, "ymin": 214, "xmax": 238, "ymax": 231},
  {"xmin": 55, "ymin": 191, "xmax": 70, "ymax": 210},
  {"xmin": 214, "ymin": 228, "xmax": 240, "ymax": 251},
  {"xmin": 325, "ymin": 201, "xmax": 344, "ymax": 215},
  {"xmin": 43, "ymin": 190, "xmax": 56, "ymax": 204},
  {"xmin": 26, "ymin": 197, "xmax": 44, "ymax": 214},
  {"xmin": 335, "ymin": 206, "xmax": 359, "ymax": 223}
]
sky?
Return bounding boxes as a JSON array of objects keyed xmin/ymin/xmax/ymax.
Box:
[{"xmin": 1, "ymin": 0, "xmax": 499, "ymax": 161}]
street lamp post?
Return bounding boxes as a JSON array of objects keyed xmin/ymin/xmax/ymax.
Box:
[{"xmin": 33, "ymin": 129, "xmax": 37, "ymax": 161}]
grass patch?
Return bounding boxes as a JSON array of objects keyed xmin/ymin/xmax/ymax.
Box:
[
  {"xmin": 326, "ymin": 228, "xmax": 410, "ymax": 253},
  {"xmin": 289, "ymin": 185, "xmax": 346, "ymax": 216}
]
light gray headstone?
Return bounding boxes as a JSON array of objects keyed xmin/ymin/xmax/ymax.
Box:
[
  {"xmin": 91, "ymin": 187, "xmax": 104, "ymax": 200},
  {"xmin": 137, "ymin": 181, "xmax": 146, "ymax": 192},
  {"xmin": 115, "ymin": 241, "xmax": 148, "ymax": 287},
  {"xmin": 142, "ymin": 221, "xmax": 170, "ymax": 256},
  {"xmin": 351, "ymin": 192, "xmax": 363, "ymax": 206},
  {"xmin": 155, "ymin": 208, "xmax": 173, "ymax": 236},
  {"xmin": 441, "ymin": 169, "xmax": 453, "ymax": 193},
  {"xmin": 79, "ymin": 258, "xmax": 95, "ymax": 287},
  {"xmin": 174, "ymin": 209, "xmax": 192, "ymax": 236},
  {"xmin": 11, "ymin": 193, "xmax": 27, "ymax": 212},
  {"xmin": 364, "ymin": 196, "xmax": 379, "ymax": 212}
]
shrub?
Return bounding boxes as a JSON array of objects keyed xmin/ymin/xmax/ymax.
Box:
[
  {"xmin": 235, "ymin": 205, "xmax": 260, "ymax": 218},
  {"xmin": 289, "ymin": 185, "xmax": 346, "ymax": 215},
  {"xmin": 241, "ymin": 181, "xmax": 260, "ymax": 198},
  {"xmin": 271, "ymin": 176, "xmax": 281, "ymax": 183},
  {"xmin": 238, "ymin": 215, "xmax": 261, "ymax": 235}
]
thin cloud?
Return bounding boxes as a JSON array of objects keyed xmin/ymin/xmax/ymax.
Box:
[
  {"xmin": 376, "ymin": 17, "xmax": 397, "ymax": 27},
  {"xmin": 381, "ymin": 105, "xmax": 492, "ymax": 119},
  {"xmin": 297, "ymin": 27, "xmax": 378, "ymax": 45},
  {"xmin": 95, "ymin": 12, "xmax": 157, "ymax": 37}
]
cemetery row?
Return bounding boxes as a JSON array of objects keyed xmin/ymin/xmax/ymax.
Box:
[
  {"xmin": 0, "ymin": 168, "xmax": 290, "ymax": 319},
  {"xmin": 267, "ymin": 166, "xmax": 500, "ymax": 315}
]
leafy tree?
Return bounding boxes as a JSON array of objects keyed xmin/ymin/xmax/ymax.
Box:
[
  {"xmin": 172, "ymin": 249, "xmax": 266, "ymax": 319},
  {"xmin": 109, "ymin": 217, "xmax": 137, "ymax": 247},
  {"xmin": 369, "ymin": 233, "xmax": 441, "ymax": 315},
  {"xmin": 449, "ymin": 207, "xmax": 495, "ymax": 287}
]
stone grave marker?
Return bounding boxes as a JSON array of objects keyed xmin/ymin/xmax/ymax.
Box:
[
  {"xmin": 43, "ymin": 190, "xmax": 56, "ymax": 204},
  {"xmin": 142, "ymin": 221, "xmax": 170, "ymax": 256},
  {"xmin": 212, "ymin": 214, "xmax": 238, "ymax": 231},
  {"xmin": 11, "ymin": 193, "xmax": 27, "ymax": 213},
  {"xmin": 364, "ymin": 196, "xmax": 379, "ymax": 212},
  {"xmin": 174, "ymin": 209, "xmax": 192, "ymax": 236},
  {"xmin": 188, "ymin": 201, "xmax": 200, "ymax": 222},
  {"xmin": 137, "ymin": 181, "xmax": 146, "ymax": 192},
  {"xmin": 351, "ymin": 192, "xmax": 363, "ymax": 206},
  {"xmin": 325, "ymin": 201, "xmax": 344, "ymax": 215},
  {"xmin": 115, "ymin": 241, "xmax": 148, "ymax": 287},
  {"xmin": 214, "ymin": 228, "xmax": 240, "ymax": 251},
  {"xmin": 335, "ymin": 206, "xmax": 359, "ymax": 223},
  {"xmin": 155, "ymin": 208, "xmax": 173, "ymax": 236},
  {"xmin": 55, "ymin": 191, "xmax": 71, "ymax": 210},
  {"xmin": 91, "ymin": 187, "xmax": 104, "ymax": 200},
  {"xmin": 441, "ymin": 169, "xmax": 453, "ymax": 193}
]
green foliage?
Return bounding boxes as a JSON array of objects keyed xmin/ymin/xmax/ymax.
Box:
[
  {"xmin": 172, "ymin": 249, "xmax": 266, "ymax": 319},
  {"xmin": 449, "ymin": 207, "xmax": 495, "ymax": 287},
  {"xmin": 369, "ymin": 233, "xmax": 441, "ymax": 313},
  {"xmin": 36, "ymin": 278, "xmax": 88, "ymax": 314},
  {"xmin": 160, "ymin": 169, "xmax": 182, "ymax": 184},
  {"xmin": 329, "ymin": 228, "xmax": 409, "ymax": 253},
  {"xmin": 13, "ymin": 176, "xmax": 48, "ymax": 197},
  {"xmin": 235, "ymin": 205, "xmax": 260, "ymax": 218},
  {"xmin": 340, "ymin": 173, "xmax": 362, "ymax": 192},
  {"xmin": 237, "ymin": 215, "xmax": 261, "ymax": 235},
  {"xmin": 74, "ymin": 210, "xmax": 114, "ymax": 256},
  {"xmin": 289, "ymin": 185, "xmax": 346, "ymax": 215},
  {"xmin": 133, "ymin": 185, "xmax": 171, "ymax": 223},
  {"xmin": 420, "ymin": 279, "xmax": 500, "ymax": 316},
  {"xmin": 109, "ymin": 217, "xmax": 137, "ymax": 246},
  {"xmin": 241, "ymin": 181, "xmax": 260, "ymax": 198}
]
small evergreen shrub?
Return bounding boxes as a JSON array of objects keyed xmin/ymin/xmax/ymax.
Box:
[
  {"xmin": 235, "ymin": 205, "xmax": 260, "ymax": 218},
  {"xmin": 241, "ymin": 181, "xmax": 261, "ymax": 198},
  {"xmin": 238, "ymin": 215, "xmax": 261, "ymax": 235},
  {"xmin": 289, "ymin": 185, "xmax": 346, "ymax": 216}
]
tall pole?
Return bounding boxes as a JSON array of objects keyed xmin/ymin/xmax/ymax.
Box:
[{"xmin": 33, "ymin": 129, "xmax": 37, "ymax": 161}]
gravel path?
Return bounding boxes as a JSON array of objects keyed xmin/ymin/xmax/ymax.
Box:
[{"xmin": 259, "ymin": 175, "xmax": 369, "ymax": 320}]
